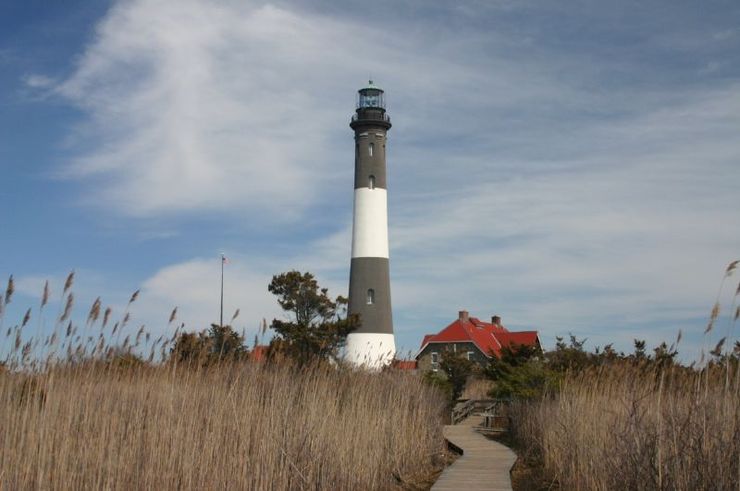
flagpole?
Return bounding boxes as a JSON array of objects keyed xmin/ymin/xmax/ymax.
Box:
[{"xmin": 220, "ymin": 253, "xmax": 224, "ymax": 328}]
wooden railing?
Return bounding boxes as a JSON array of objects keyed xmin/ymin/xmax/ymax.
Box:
[
  {"xmin": 451, "ymin": 399, "xmax": 475, "ymax": 425},
  {"xmin": 451, "ymin": 398, "xmax": 512, "ymax": 426}
]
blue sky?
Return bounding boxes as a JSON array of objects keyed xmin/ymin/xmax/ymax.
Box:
[{"xmin": 1, "ymin": 0, "xmax": 739, "ymax": 360}]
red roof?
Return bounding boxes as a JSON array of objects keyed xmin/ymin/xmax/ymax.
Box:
[
  {"xmin": 392, "ymin": 359, "xmax": 418, "ymax": 370},
  {"xmin": 251, "ymin": 345, "xmax": 269, "ymax": 362},
  {"xmin": 416, "ymin": 314, "xmax": 539, "ymax": 359},
  {"xmin": 496, "ymin": 331, "xmax": 540, "ymax": 348}
]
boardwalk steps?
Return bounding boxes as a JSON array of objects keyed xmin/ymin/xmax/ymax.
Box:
[{"xmin": 432, "ymin": 414, "xmax": 517, "ymax": 491}]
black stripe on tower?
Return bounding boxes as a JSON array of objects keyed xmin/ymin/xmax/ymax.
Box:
[
  {"xmin": 354, "ymin": 131, "xmax": 388, "ymax": 190},
  {"xmin": 348, "ymin": 257, "xmax": 393, "ymax": 335}
]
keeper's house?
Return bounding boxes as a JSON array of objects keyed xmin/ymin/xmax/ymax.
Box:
[{"xmin": 415, "ymin": 310, "xmax": 540, "ymax": 372}]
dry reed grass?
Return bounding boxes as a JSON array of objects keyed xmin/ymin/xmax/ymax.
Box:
[
  {"xmin": 510, "ymin": 362, "xmax": 740, "ymax": 490},
  {"xmin": 461, "ymin": 376, "xmax": 494, "ymax": 400},
  {"xmin": 0, "ymin": 361, "xmax": 447, "ymax": 490},
  {"xmin": 0, "ymin": 274, "xmax": 448, "ymax": 490}
]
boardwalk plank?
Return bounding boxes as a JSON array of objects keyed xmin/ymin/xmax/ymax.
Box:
[{"xmin": 431, "ymin": 415, "xmax": 516, "ymax": 491}]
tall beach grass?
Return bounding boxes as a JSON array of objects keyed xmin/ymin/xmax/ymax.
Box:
[
  {"xmin": 1, "ymin": 360, "xmax": 447, "ymax": 489},
  {"xmin": 510, "ymin": 362, "xmax": 739, "ymax": 490}
]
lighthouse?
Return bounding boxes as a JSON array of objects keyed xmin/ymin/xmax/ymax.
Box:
[{"xmin": 345, "ymin": 81, "xmax": 396, "ymax": 368}]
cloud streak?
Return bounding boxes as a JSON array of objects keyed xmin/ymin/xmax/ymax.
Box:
[{"xmin": 28, "ymin": 0, "xmax": 740, "ymax": 358}]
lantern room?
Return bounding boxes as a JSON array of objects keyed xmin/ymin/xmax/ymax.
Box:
[{"xmin": 356, "ymin": 80, "xmax": 386, "ymax": 110}]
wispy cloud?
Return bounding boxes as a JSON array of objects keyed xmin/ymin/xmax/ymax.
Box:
[
  {"xmin": 21, "ymin": 0, "xmax": 739, "ymax": 358},
  {"xmin": 23, "ymin": 74, "xmax": 55, "ymax": 89}
]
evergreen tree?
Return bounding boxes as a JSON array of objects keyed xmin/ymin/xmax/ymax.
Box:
[{"xmin": 267, "ymin": 271, "xmax": 358, "ymax": 365}]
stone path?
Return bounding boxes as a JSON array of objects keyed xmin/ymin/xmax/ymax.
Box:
[{"xmin": 432, "ymin": 414, "xmax": 517, "ymax": 491}]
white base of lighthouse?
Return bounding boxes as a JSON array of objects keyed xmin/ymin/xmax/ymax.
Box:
[{"xmin": 345, "ymin": 333, "xmax": 395, "ymax": 369}]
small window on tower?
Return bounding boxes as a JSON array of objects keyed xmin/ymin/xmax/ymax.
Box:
[
  {"xmin": 367, "ymin": 289, "xmax": 375, "ymax": 305},
  {"xmin": 368, "ymin": 175, "xmax": 375, "ymax": 189},
  {"xmin": 369, "ymin": 142, "xmax": 374, "ymax": 157}
]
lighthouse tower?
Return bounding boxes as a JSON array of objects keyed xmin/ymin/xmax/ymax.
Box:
[{"xmin": 345, "ymin": 81, "xmax": 396, "ymax": 368}]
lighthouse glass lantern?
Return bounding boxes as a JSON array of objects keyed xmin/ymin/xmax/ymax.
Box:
[{"xmin": 357, "ymin": 81, "xmax": 386, "ymax": 109}]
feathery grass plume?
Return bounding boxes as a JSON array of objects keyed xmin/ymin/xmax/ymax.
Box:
[
  {"xmin": 102, "ymin": 307, "xmax": 112, "ymax": 328},
  {"xmin": 261, "ymin": 318, "xmax": 268, "ymax": 336},
  {"xmin": 710, "ymin": 337, "xmax": 726, "ymax": 357},
  {"xmin": 95, "ymin": 336, "xmax": 105, "ymax": 354},
  {"xmin": 87, "ymin": 297, "xmax": 101, "ymax": 325},
  {"xmin": 21, "ymin": 341, "xmax": 32, "ymax": 361},
  {"xmin": 725, "ymin": 260, "xmax": 739, "ymax": 277},
  {"xmin": 231, "ymin": 309, "xmax": 240, "ymax": 321},
  {"xmin": 21, "ymin": 308, "xmax": 31, "ymax": 328},
  {"xmin": 5, "ymin": 327, "xmax": 10, "ymax": 337},
  {"xmin": 49, "ymin": 332, "xmax": 57, "ymax": 346},
  {"xmin": 63, "ymin": 271, "xmax": 74, "ymax": 294},
  {"xmin": 41, "ymin": 280, "xmax": 50, "ymax": 309},
  {"xmin": 735, "ymin": 307, "xmax": 739, "ymax": 321},
  {"xmin": 168, "ymin": 307, "xmax": 177, "ymax": 324},
  {"xmin": 0, "ymin": 294, "xmax": 4, "ymax": 317},
  {"xmin": 65, "ymin": 322, "xmax": 72, "ymax": 338},
  {"xmin": 5, "ymin": 275, "xmax": 14, "ymax": 305},
  {"xmin": 14, "ymin": 331, "xmax": 21, "ymax": 350},
  {"xmin": 122, "ymin": 312, "xmax": 130, "ymax": 326},
  {"xmin": 135, "ymin": 325, "xmax": 145, "ymax": 345},
  {"xmin": 676, "ymin": 329, "xmax": 683, "ymax": 345},
  {"xmin": 128, "ymin": 289, "xmax": 140, "ymax": 305},
  {"xmin": 60, "ymin": 293, "xmax": 74, "ymax": 322},
  {"xmin": 705, "ymin": 302, "xmax": 720, "ymax": 333}
]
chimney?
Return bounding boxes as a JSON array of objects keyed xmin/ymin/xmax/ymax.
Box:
[
  {"xmin": 458, "ymin": 310, "xmax": 469, "ymax": 322},
  {"xmin": 491, "ymin": 315, "xmax": 502, "ymax": 327}
]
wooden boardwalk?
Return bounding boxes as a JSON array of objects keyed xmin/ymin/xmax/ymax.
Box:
[{"xmin": 432, "ymin": 414, "xmax": 517, "ymax": 491}]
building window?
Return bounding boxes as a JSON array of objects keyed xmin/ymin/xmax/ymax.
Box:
[
  {"xmin": 467, "ymin": 351, "xmax": 474, "ymax": 361},
  {"xmin": 431, "ymin": 352, "xmax": 439, "ymax": 371},
  {"xmin": 369, "ymin": 142, "xmax": 374, "ymax": 157},
  {"xmin": 368, "ymin": 175, "xmax": 375, "ymax": 189},
  {"xmin": 366, "ymin": 289, "xmax": 375, "ymax": 305}
]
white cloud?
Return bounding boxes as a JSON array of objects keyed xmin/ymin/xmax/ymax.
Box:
[
  {"xmin": 37, "ymin": 0, "xmax": 740, "ymax": 360},
  {"xmin": 23, "ymin": 74, "xmax": 55, "ymax": 89},
  {"xmin": 53, "ymin": 0, "xmax": 590, "ymax": 219},
  {"xmin": 56, "ymin": 1, "xmax": 363, "ymax": 217},
  {"xmin": 133, "ymin": 256, "xmax": 284, "ymax": 340},
  {"xmin": 383, "ymin": 83, "xmax": 740, "ymax": 356}
]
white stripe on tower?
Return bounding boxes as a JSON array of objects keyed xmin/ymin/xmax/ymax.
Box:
[{"xmin": 351, "ymin": 188, "xmax": 389, "ymax": 259}]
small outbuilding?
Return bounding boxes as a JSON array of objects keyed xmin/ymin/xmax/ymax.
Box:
[{"xmin": 415, "ymin": 310, "xmax": 540, "ymax": 372}]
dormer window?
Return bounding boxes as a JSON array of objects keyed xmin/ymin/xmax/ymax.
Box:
[{"xmin": 367, "ymin": 289, "xmax": 375, "ymax": 305}]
